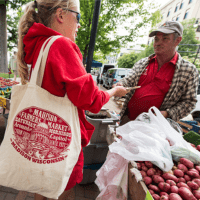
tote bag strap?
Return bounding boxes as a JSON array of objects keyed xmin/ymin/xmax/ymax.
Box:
[{"xmin": 30, "ymin": 35, "xmax": 63, "ymax": 87}]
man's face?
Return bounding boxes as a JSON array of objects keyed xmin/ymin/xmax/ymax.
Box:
[{"xmin": 153, "ymin": 32, "xmax": 179, "ymax": 56}]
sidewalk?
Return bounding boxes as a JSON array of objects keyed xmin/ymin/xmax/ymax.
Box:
[{"xmin": 0, "ymin": 82, "xmax": 123, "ymax": 200}]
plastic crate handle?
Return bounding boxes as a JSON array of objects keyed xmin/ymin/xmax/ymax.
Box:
[{"xmin": 101, "ymin": 120, "xmax": 113, "ymax": 124}]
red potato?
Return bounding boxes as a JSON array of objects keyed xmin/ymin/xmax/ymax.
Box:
[
  {"xmin": 178, "ymin": 187, "xmax": 197, "ymax": 200},
  {"xmin": 166, "ymin": 180, "xmax": 176, "ymax": 186},
  {"xmin": 137, "ymin": 163, "xmax": 142, "ymax": 170},
  {"xmin": 171, "ymin": 185, "xmax": 179, "ymax": 193},
  {"xmin": 187, "ymin": 181, "xmax": 199, "ymax": 190},
  {"xmin": 158, "ymin": 182, "xmax": 170, "ymax": 193},
  {"xmin": 177, "ymin": 182, "xmax": 191, "ymax": 190},
  {"xmin": 148, "ymin": 184, "xmax": 160, "ymax": 193},
  {"xmin": 152, "ymin": 194, "xmax": 160, "ymax": 200},
  {"xmin": 142, "ymin": 165, "xmax": 148, "ymax": 172},
  {"xmin": 160, "ymin": 192, "xmax": 168, "ymax": 197},
  {"xmin": 148, "ymin": 189, "xmax": 154, "ymax": 195},
  {"xmin": 152, "ymin": 175, "xmax": 164, "ymax": 184},
  {"xmin": 178, "ymin": 178, "xmax": 186, "ymax": 183},
  {"xmin": 193, "ymin": 189, "xmax": 200, "ymax": 199},
  {"xmin": 169, "ymin": 193, "xmax": 183, "ymax": 200},
  {"xmin": 140, "ymin": 170, "xmax": 147, "ymax": 178},
  {"xmin": 155, "ymin": 168, "xmax": 163, "ymax": 176},
  {"xmin": 192, "ymin": 178, "xmax": 200, "ymax": 186},
  {"xmin": 147, "ymin": 168, "xmax": 156, "ymax": 176},
  {"xmin": 160, "ymin": 195, "xmax": 169, "ymax": 200},
  {"xmin": 177, "ymin": 163, "xmax": 188, "ymax": 173},
  {"xmin": 187, "ymin": 169, "xmax": 199, "ymax": 178},
  {"xmin": 195, "ymin": 165, "xmax": 200, "ymax": 172},
  {"xmin": 184, "ymin": 175, "xmax": 191, "ymax": 182},
  {"xmin": 162, "ymin": 173, "xmax": 178, "ymax": 183},
  {"xmin": 174, "ymin": 169, "xmax": 184, "ymax": 177},
  {"xmin": 145, "ymin": 161, "xmax": 153, "ymax": 168},
  {"xmin": 196, "ymin": 145, "xmax": 200, "ymax": 151},
  {"xmin": 143, "ymin": 176, "xmax": 152, "ymax": 185},
  {"xmin": 180, "ymin": 158, "xmax": 194, "ymax": 169}
]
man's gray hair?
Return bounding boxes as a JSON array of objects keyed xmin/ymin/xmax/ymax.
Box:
[{"xmin": 174, "ymin": 32, "xmax": 180, "ymax": 40}]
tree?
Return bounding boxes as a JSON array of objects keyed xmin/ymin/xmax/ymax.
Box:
[
  {"xmin": 6, "ymin": 0, "xmax": 29, "ymax": 51},
  {"xmin": 178, "ymin": 18, "xmax": 200, "ymax": 58},
  {"xmin": 117, "ymin": 42, "xmax": 154, "ymax": 68},
  {"xmin": 77, "ymin": 0, "xmax": 161, "ymax": 65},
  {"xmin": 117, "ymin": 51, "xmax": 138, "ymax": 68},
  {"xmin": 6, "ymin": 0, "xmax": 161, "ymax": 64}
]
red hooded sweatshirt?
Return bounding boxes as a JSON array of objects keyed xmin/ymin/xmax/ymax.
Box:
[{"xmin": 23, "ymin": 23, "xmax": 110, "ymax": 190}]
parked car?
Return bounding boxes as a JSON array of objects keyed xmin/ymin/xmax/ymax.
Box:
[
  {"xmin": 97, "ymin": 64, "xmax": 116, "ymax": 84},
  {"xmin": 102, "ymin": 68, "xmax": 132, "ymax": 89},
  {"xmin": 191, "ymin": 76, "xmax": 200, "ymax": 121}
]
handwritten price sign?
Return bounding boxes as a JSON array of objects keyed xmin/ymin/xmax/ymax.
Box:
[{"xmin": 0, "ymin": 97, "xmax": 6, "ymax": 108}]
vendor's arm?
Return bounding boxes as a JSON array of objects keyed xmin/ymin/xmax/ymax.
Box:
[{"xmin": 165, "ymin": 70, "xmax": 199, "ymax": 121}]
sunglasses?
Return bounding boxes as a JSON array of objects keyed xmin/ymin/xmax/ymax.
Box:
[{"xmin": 63, "ymin": 8, "xmax": 81, "ymax": 23}]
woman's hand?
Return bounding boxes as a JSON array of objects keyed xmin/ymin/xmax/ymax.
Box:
[
  {"xmin": 112, "ymin": 82, "xmax": 123, "ymax": 88},
  {"xmin": 107, "ymin": 86, "xmax": 128, "ymax": 98}
]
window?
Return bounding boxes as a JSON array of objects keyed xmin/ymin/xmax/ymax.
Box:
[
  {"xmin": 197, "ymin": 25, "xmax": 200, "ymax": 32},
  {"xmin": 167, "ymin": 9, "xmax": 171, "ymax": 17},
  {"xmin": 176, "ymin": 15, "xmax": 180, "ymax": 21},
  {"xmin": 195, "ymin": 18, "xmax": 200, "ymax": 24},
  {"xmin": 189, "ymin": 0, "xmax": 192, "ymax": 4},
  {"xmin": 180, "ymin": 1, "xmax": 184, "ymax": 9},
  {"xmin": 174, "ymin": 3, "xmax": 180, "ymax": 12},
  {"xmin": 172, "ymin": 17, "xmax": 176, "ymax": 21},
  {"xmin": 184, "ymin": 9, "xmax": 189, "ymax": 19}
]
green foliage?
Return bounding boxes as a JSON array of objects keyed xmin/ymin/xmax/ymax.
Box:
[
  {"xmin": 76, "ymin": 0, "xmax": 161, "ymax": 64},
  {"xmin": 117, "ymin": 51, "xmax": 138, "ymax": 68},
  {"xmin": 182, "ymin": 56, "xmax": 200, "ymax": 69},
  {"xmin": 178, "ymin": 18, "xmax": 200, "ymax": 57},
  {"xmin": 117, "ymin": 42, "xmax": 154, "ymax": 68},
  {"xmin": 6, "ymin": 0, "xmax": 30, "ymax": 51}
]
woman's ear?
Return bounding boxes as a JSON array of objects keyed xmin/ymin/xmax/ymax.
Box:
[{"xmin": 55, "ymin": 8, "xmax": 64, "ymax": 23}]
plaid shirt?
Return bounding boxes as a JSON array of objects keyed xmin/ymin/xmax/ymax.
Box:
[{"xmin": 119, "ymin": 53, "xmax": 199, "ymax": 122}]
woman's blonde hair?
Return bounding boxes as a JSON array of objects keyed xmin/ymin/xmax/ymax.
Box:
[{"xmin": 17, "ymin": 0, "xmax": 77, "ymax": 85}]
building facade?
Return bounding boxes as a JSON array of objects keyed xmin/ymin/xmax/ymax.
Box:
[{"xmin": 148, "ymin": 0, "xmax": 200, "ymax": 44}]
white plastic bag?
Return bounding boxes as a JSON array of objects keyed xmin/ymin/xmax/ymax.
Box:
[
  {"xmin": 109, "ymin": 120, "xmax": 173, "ymax": 172},
  {"xmin": 95, "ymin": 152, "xmax": 128, "ymax": 200},
  {"xmin": 148, "ymin": 107, "xmax": 200, "ymax": 164}
]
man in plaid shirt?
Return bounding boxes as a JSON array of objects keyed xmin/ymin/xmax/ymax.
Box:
[{"xmin": 115, "ymin": 21, "xmax": 199, "ymax": 123}]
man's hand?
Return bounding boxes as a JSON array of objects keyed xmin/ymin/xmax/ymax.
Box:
[{"xmin": 160, "ymin": 111, "xmax": 168, "ymax": 118}]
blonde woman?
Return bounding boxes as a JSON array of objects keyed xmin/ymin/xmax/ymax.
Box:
[{"xmin": 17, "ymin": 0, "xmax": 128, "ymax": 199}]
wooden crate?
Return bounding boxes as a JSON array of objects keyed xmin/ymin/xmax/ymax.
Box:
[{"xmin": 128, "ymin": 163, "xmax": 150, "ymax": 200}]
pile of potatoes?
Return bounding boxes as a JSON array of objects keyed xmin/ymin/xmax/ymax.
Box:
[{"xmin": 137, "ymin": 158, "xmax": 200, "ymax": 200}]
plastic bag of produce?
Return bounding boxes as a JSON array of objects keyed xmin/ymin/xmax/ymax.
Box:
[
  {"xmin": 95, "ymin": 152, "xmax": 128, "ymax": 200},
  {"xmin": 109, "ymin": 119, "xmax": 173, "ymax": 172},
  {"xmin": 148, "ymin": 106, "xmax": 200, "ymax": 164}
]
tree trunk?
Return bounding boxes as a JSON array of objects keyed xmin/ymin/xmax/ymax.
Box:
[{"xmin": 0, "ymin": 4, "xmax": 8, "ymax": 73}]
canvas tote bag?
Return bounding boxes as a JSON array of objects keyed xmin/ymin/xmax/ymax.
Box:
[{"xmin": 0, "ymin": 36, "xmax": 81, "ymax": 199}]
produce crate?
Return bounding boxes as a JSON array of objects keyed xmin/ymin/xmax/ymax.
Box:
[
  {"xmin": 80, "ymin": 163, "xmax": 103, "ymax": 185},
  {"xmin": 128, "ymin": 163, "xmax": 153, "ymax": 200},
  {"xmin": 86, "ymin": 109, "xmax": 119, "ymax": 144},
  {"xmin": 83, "ymin": 143, "xmax": 108, "ymax": 165},
  {"xmin": 177, "ymin": 120, "xmax": 200, "ymax": 134}
]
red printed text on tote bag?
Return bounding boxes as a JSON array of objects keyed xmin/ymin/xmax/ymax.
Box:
[{"xmin": 10, "ymin": 107, "xmax": 72, "ymax": 164}]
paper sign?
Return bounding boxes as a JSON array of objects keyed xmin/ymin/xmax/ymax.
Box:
[
  {"xmin": 145, "ymin": 190, "xmax": 154, "ymax": 200},
  {"xmin": 0, "ymin": 97, "xmax": 6, "ymax": 108}
]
